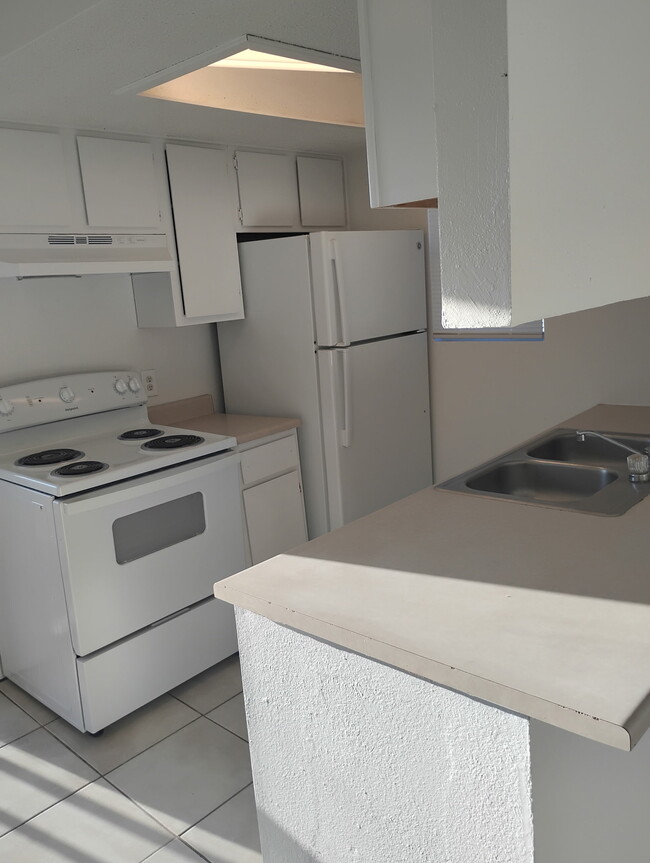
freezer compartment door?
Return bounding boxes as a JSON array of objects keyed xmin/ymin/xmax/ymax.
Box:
[
  {"xmin": 318, "ymin": 332, "xmax": 432, "ymax": 529},
  {"xmin": 310, "ymin": 230, "xmax": 426, "ymax": 346}
]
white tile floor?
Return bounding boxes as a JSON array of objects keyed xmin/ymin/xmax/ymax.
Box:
[{"xmin": 0, "ymin": 655, "xmax": 262, "ymax": 862}]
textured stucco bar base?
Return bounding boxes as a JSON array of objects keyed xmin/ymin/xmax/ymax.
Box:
[{"xmin": 236, "ymin": 608, "xmax": 534, "ymax": 863}]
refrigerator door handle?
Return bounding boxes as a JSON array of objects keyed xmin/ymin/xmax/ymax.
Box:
[
  {"xmin": 337, "ymin": 348, "xmax": 352, "ymax": 448},
  {"xmin": 330, "ymin": 239, "xmax": 350, "ymax": 347}
]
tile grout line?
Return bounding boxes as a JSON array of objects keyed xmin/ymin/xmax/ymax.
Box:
[
  {"xmin": 140, "ymin": 834, "xmax": 214, "ymax": 863},
  {"xmin": 42, "ymin": 712, "xmax": 204, "ymax": 777},
  {"xmin": 98, "ymin": 716, "xmax": 252, "ymax": 838},
  {"xmin": 178, "ymin": 781, "xmax": 256, "ymax": 843},
  {"xmin": 100, "ymin": 769, "xmax": 254, "ymax": 842},
  {"xmin": 204, "ymin": 712, "xmax": 248, "ymax": 744},
  {"xmin": 0, "ymin": 686, "xmax": 56, "ymax": 726},
  {"xmin": 169, "ymin": 686, "xmax": 244, "ymax": 715},
  {"xmin": 1, "ymin": 667, "xmax": 252, "ymax": 852},
  {"xmin": 0, "ymin": 720, "xmax": 52, "ymax": 752},
  {"xmin": 0, "ymin": 744, "xmax": 253, "ymax": 855},
  {"xmin": 0, "ymin": 771, "xmax": 98, "ymax": 841}
]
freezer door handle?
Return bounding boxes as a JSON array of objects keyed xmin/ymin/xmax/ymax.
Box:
[
  {"xmin": 337, "ymin": 348, "xmax": 352, "ymax": 447},
  {"xmin": 330, "ymin": 239, "xmax": 350, "ymax": 347}
]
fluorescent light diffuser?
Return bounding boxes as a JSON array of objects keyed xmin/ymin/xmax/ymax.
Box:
[{"xmin": 211, "ymin": 49, "xmax": 355, "ymax": 73}]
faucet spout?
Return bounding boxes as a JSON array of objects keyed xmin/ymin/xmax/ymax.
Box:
[
  {"xmin": 575, "ymin": 430, "xmax": 646, "ymax": 457},
  {"xmin": 575, "ymin": 430, "xmax": 650, "ymax": 482}
]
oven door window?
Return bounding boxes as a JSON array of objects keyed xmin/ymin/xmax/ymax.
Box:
[{"xmin": 112, "ymin": 492, "xmax": 206, "ymax": 564}]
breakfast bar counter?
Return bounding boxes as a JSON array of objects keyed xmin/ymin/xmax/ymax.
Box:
[
  {"xmin": 213, "ymin": 403, "xmax": 650, "ymax": 863},
  {"xmin": 215, "ymin": 403, "xmax": 650, "ymax": 750}
]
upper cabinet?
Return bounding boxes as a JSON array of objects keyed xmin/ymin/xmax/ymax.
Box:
[
  {"xmin": 0, "ymin": 129, "xmax": 74, "ymax": 228},
  {"xmin": 77, "ymin": 137, "xmax": 161, "ymax": 229},
  {"xmin": 0, "ymin": 125, "xmax": 347, "ymax": 327},
  {"xmin": 506, "ymin": 0, "xmax": 650, "ymax": 325},
  {"xmin": 0, "ymin": 129, "xmax": 162, "ymax": 233},
  {"xmin": 234, "ymin": 150, "xmax": 347, "ymax": 230},
  {"xmin": 235, "ymin": 151, "xmax": 300, "ymax": 227},
  {"xmin": 429, "ymin": 0, "xmax": 511, "ymax": 329},
  {"xmin": 359, "ymin": 0, "xmax": 650, "ymax": 326},
  {"xmin": 357, "ymin": 0, "xmax": 438, "ymax": 208},
  {"xmin": 296, "ymin": 157, "xmax": 346, "ymax": 227}
]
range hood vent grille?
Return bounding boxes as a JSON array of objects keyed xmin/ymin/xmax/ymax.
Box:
[
  {"xmin": 0, "ymin": 233, "xmax": 173, "ymax": 276},
  {"xmin": 48, "ymin": 234, "xmax": 114, "ymax": 246}
]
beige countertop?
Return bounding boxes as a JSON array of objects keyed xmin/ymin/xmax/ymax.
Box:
[
  {"xmin": 214, "ymin": 404, "xmax": 650, "ymax": 750},
  {"xmin": 148, "ymin": 395, "xmax": 300, "ymax": 444}
]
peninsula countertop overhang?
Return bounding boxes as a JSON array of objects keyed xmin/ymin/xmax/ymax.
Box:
[{"xmin": 214, "ymin": 404, "xmax": 650, "ymax": 751}]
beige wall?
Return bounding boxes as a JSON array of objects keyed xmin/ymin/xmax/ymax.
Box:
[
  {"xmin": 0, "ymin": 273, "xmax": 222, "ymax": 408},
  {"xmin": 346, "ymin": 146, "xmax": 650, "ymax": 482},
  {"xmin": 431, "ymin": 297, "xmax": 650, "ymax": 480}
]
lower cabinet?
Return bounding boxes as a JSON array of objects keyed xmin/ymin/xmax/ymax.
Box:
[{"xmin": 238, "ymin": 430, "xmax": 308, "ymax": 566}]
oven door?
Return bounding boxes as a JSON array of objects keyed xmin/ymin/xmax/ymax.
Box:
[{"xmin": 53, "ymin": 451, "xmax": 245, "ymax": 656}]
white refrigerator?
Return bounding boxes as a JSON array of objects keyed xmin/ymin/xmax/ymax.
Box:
[{"xmin": 217, "ymin": 230, "xmax": 432, "ymax": 539}]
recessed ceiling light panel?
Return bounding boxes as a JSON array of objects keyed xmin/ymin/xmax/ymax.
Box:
[{"xmin": 117, "ymin": 36, "xmax": 363, "ymax": 127}]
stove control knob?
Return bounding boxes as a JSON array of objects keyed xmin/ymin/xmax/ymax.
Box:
[
  {"xmin": 114, "ymin": 378, "xmax": 128, "ymax": 394},
  {"xmin": 128, "ymin": 376, "xmax": 141, "ymax": 393},
  {"xmin": 0, "ymin": 396, "xmax": 14, "ymax": 416},
  {"xmin": 59, "ymin": 386, "xmax": 75, "ymax": 404}
]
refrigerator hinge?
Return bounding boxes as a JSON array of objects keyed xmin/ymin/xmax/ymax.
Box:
[
  {"xmin": 237, "ymin": 206, "xmax": 243, "ymax": 224},
  {"xmin": 233, "ymin": 153, "xmax": 239, "ymax": 171}
]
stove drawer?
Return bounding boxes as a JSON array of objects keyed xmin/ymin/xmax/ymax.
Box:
[
  {"xmin": 53, "ymin": 451, "xmax": 246, "ymax": 656},
  {"xmin": 77, "ymin": 596, "xmax": 236, "ymax": 733}
]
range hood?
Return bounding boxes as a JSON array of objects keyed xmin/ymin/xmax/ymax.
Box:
[{"xmin": 0, "ymin": 233, "xmax": 173, "ymax": 277}]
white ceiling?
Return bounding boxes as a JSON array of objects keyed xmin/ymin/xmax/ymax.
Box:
[{"xmin": 0, "ymin": 0, "xmax": 366, "ymax": 154}]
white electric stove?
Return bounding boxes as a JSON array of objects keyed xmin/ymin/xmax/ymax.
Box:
[{"xmin": 0, "ymin": 371, "xmax": 246, "ymax": 733}]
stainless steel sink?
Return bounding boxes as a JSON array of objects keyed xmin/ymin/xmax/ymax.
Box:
[
  {"xmin": 438, "ymin": 428, "xmax": 650, "ymax": 516},
  {"xmin": 465, "ymin": 460, "xmax": 617, "ymax": 502}
]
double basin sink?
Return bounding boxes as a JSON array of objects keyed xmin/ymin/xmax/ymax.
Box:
[{"xmin": 438, "ymin": 429, "xmax": 650, "ymax": 516}]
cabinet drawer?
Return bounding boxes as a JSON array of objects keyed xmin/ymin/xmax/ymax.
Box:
[{"xmin": 240, "ymin": 435, "xmax": 298, "ymax": 486}]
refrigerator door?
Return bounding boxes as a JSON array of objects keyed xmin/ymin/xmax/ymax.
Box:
[
  {"xmin": 310, "ymin": 230, "xmax": 427, "ymax": 347},
  {"xmin": 318, "ymin": 331, "xmax": 432, "ymax": 529}
]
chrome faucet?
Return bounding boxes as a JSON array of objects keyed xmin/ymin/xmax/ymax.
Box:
[
  {"xmin": 575, "ymin": 430, "xmax": 646, "ymax": 456},
  {"xmin": 575, "ymin": 430, "xmax": 650, "ymax": 482}
]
